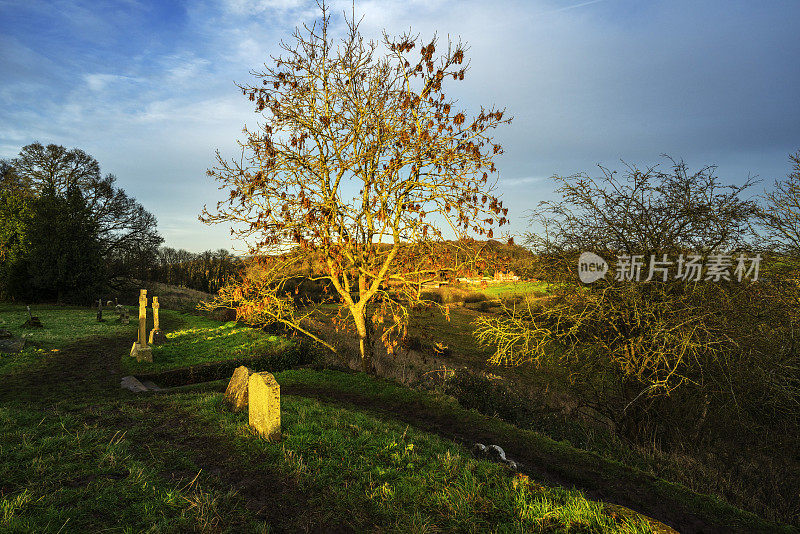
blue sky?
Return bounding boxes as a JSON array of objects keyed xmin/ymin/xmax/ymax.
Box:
[{"xmin": 2, "ymin": 0, "xmax": 799, "ymax": 253}]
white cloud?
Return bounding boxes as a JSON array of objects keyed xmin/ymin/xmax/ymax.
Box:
[
  {"xmin": 502, "ymin": 176, "xmax": 545, "ymax": 187},
  {"xmin": 84, "ymin": 73, "xmax": 138, "ymax": 92}
]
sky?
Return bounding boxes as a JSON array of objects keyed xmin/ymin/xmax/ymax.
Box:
[{"xmin": 1, "ymin": 0, "xmax": 798, "ymax": 253}]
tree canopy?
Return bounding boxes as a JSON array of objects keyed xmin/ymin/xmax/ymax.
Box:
[
  {"xmin": 3, "ymin": 143, "xmax": 163, "ymax": 281},
  {"xmin": 202, "ymin": 4, "xmax": 511, "ymax": 371},
  {"xmin": 1, "ymin": 143, "xmax": 163, "ymax": 301},
  {"xmin": 0, "ymin": 184, "xmax": 105, "ymax": 303}
]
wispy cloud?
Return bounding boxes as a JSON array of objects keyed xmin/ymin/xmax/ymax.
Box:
[
  {"xmin": 545, "ymin": 0, "xmax": 605, "ymax": 14},
  {"xmin": 84, "ymin": 73, "xmax": 140, "ymax": 92},
  {"xmin": 502, "ymin": 176, "xmax": 545, "ymax": 187}
]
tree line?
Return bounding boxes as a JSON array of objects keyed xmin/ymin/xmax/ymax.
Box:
[{"xmin": 145, "ymin": 247, "xmax": 241, "ymax": 294}]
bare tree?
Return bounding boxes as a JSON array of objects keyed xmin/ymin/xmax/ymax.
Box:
[
  {"xmin": 760, "ymin": 150, "xmax": 800, "ymax": 255},
  {"xmin": 526, "ymin": 157, "xmax": 758, "ymax": 260},
  {"xmin": 474, "ymin": 158, "xmax": 763, "ymax": 434},
  {"xmin": 201, "ymin": 3, "xmax": 511, "ymax": 372}
]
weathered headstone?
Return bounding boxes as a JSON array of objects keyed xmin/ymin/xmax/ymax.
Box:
[
  {"xmin": 148, "ymin": 296, "xmax": 166, "ymax": 345},
  {"xmin": 97, "ymin": 299, "xmax": 104, "ymax": 322},
  {"xmin": 22, "ymin": 306, "xmax": 43, "ymax": 328},
  {"xmin": 130, "ymin": 290, "xmax": 152, "ymax": 362},
  {"xmin": 225, "ymin": 366, "xmax": 254, "ymax": 411},
  {"xmin": 249, "ymin": 372, "xmax": 281, "ymax": 441},
  {"xmin": 0, "ymin": 336, "xmax": 24, "ymax": 353},
  {"xmin": 116, "ymin": 304, "xmax": 130, "ymax": 324},
  {"xmin": 106, "ymin": 300, "xmax": 114, "ymax": 307}
]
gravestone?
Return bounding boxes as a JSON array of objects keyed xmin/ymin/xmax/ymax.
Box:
[
  {"xmin": 249, "ymin": 372, "xmax": 281, "ymax": 441},
  {"xmin": 0, "ymin": 336, "xmax": 24, "ymax": 353},
  {"xmin": 22, "ymin": 306, "xmax": 43, "ymax": 328},
  {"xmin": 116, "ymin": 304, "xmax": 130, "ymax": 324},
  {"xmin": 120, "ymin": 375, "xmax": 148, "ymax": 393},
  {"xmin": 225, "ymin": 366, "xmax": 254, "ymax": 411},
  {"xmin": 148, "ymin": 296, "xmax": 166, "ymax": 344},
  {"xmin": 97, "ymin": 299, "xmax": 104, "ymax": 322},
  {"xmin": 106, "ymin": 300, "xmax": 114, "ymax": 307},
  {"xmin": 129, "ymin": 290, "xmax": 152, "ymax": 362}
]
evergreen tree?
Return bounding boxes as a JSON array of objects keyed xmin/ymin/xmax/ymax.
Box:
[{"xmin": 1, "ymin": 184, "xmax": 106, "ymax": 303}]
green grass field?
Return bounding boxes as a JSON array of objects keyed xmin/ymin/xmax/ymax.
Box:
[
  {"xmin": 479, "ymin": 280, "xmax": 550, "ymax": 299},
  {"xmin": 0, "ymin": 303, "xmax": 136, "ymax": 375},
  {"xmin": 1, "ymin": 303, "xmax": 792, "ymax": 532}
]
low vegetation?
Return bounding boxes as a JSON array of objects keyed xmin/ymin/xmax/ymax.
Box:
[{"xmin": 0, "ymin": 303, "xmax": 134, "ymax": 375}]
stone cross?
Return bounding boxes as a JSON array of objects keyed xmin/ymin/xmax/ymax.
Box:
[
  {"xmin": 249, "ymin": 372, "xmax": 281, "ymax": 441},
  {"xmin": 148, "ymin": 296, "xmax": 166, "ymax": 345},
  {"xmin": 130, "ymin": 289, "xmax": 152, "ymax": 362},
  {"xmin": 152, "ymin": 297, "xmax": 160, "ymax": 331},
  {"xmin": 138, "ymin": 289, "xmax": 148, "ymax": 348}
]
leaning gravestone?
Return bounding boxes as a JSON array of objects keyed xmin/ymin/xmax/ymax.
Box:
[
  {"xmin": 249, "ymin": 372, "xmax": 281, "ymax": 441},
  {"xmin": 225, "ymin": 366, "xmax": 254, "ymax": 411}
]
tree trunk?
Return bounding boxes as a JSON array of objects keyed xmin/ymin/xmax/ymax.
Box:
[{"xmin": 354, "ymin": 309, "xmax": 374, "ymax": 375}]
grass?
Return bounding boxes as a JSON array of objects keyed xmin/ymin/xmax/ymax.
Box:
[
  {"xmin": 407, "ymin": 305, "xmax": 498, "ymax": 363},
  {"xmin": 0, "ymin": 324, "xmax": 652, "ymax": 533},
  {"xmin": 0, "ymin": 400, "xmax": 250, "ymax": 533},
  {"xmin": 0, "ymin": 303, "xmax": 136, "ymax": 376},
  {"xmin": 120, "ymin": 312, "xmax": 292, "ymax": 374},
  {"xmin": 2, "ymin": 302, "xmax": 793, "ymax": 532},
  {"xmin": 480, "ymin": 281, "xmax": 550, "ymax": 299},
  {"xmin": 169, "ymin": 389, "xmax": 654, "ymax": 533},
  {"xmin": 271, "ymin": 369, "xmax": 793, "ymax": 533}
]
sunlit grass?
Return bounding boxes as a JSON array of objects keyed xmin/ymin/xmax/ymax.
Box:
[
  {"xmin": 480, "ymin": 280, "xmax": 550, "ymax": 299},
  {"xmin": 176, "ymin": 390, "xmax": 653, "ymax": 533},
  {"xmin": 121, "ymin": 312, "xmax": 293, "ymax": 373}
]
